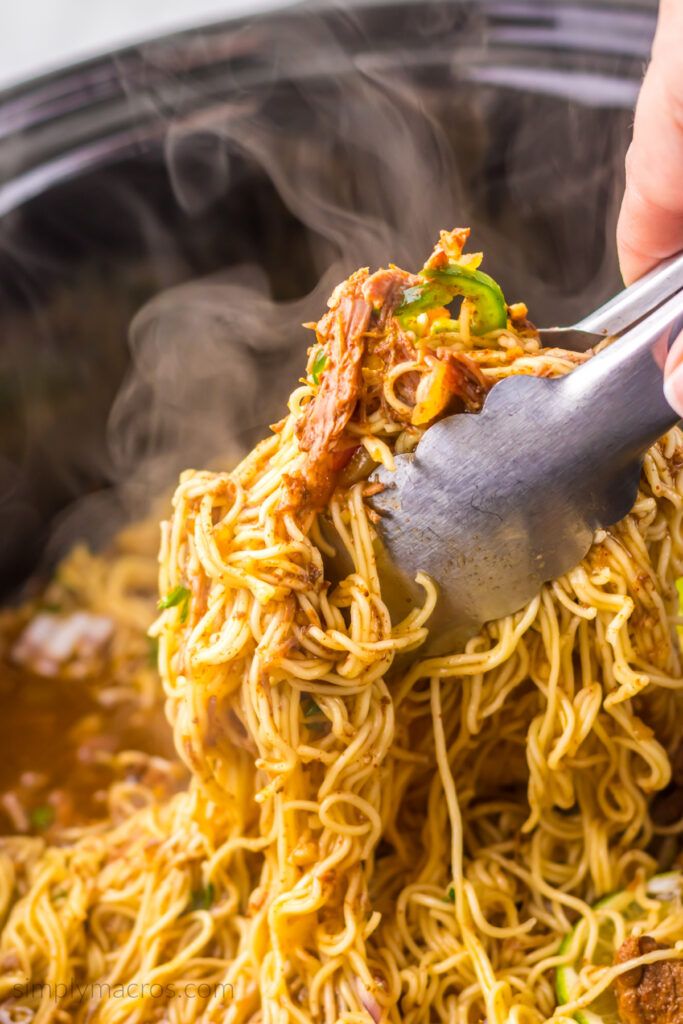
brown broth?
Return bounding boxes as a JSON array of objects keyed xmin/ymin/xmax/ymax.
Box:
[{"xmin": 0, "ymin": 658, "xmax": 181, "ymax": 836}]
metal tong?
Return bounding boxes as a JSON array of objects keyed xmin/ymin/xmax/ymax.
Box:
[{"xmin": 364, "ymin": 253, "xmax": 683, "ymax": 654}]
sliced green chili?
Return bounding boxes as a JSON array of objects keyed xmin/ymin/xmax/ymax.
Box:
[
  {"xmin": 423, "ymin": 265, "xmax": 507, "ymax": 336},
  {"xmin": 395, "ymin": 282, "xmax": 452, "ymax": 320}
]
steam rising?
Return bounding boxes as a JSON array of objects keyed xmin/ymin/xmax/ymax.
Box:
[
  {"xmin": 85, "ymin": 13, "xmax": 469, "ymax": 537},
  {"xmin": 33, "ymin": 3, "xmax": 641, "ymax": 565},
  {"xmin": 108, "ymin": 267, "xmax": 339, "ymax": 509}
]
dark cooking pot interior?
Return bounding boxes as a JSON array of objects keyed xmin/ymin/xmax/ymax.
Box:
[{"xmin": 0, "ymin": 0, "xmax": 656, "ymax": 594}]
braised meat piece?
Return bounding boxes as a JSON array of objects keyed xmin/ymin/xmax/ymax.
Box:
[
  {"xmin": 432, "ymin": 346, "xmax": 489, "ymax": 411},
  {"xmin": 424, "ymin": 227, "xmax": 471, "ymax": 270},
  {"xmin": 361, "ymin": 267, "xmax": 420, "ymax": 328},
  {"xmin": 613, "ymin": 935, "xmax": 683, "ymax": 1024},
  {"xmin": 292, "ymin": 267, "xmax": 416, "ymax": 511},
  {"xmin": 297, "ymin": 270, "xmax": 372, "ymax": 462},
  {"xmin": 288, "ymin": 258, "xmax": 490, "ymax": 512}
]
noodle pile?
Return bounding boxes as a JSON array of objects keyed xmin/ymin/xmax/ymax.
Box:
[{"xmin": 0, "ymin": 230, "xmax": 682, "ymax": 1024}]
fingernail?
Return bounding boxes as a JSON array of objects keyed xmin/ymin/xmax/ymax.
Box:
[{"xmin": 663, "ymin": 361, "xmax": 683, "ymax": 419}]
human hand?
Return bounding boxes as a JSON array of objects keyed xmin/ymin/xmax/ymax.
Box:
[{"xmin": 616, "ymin": 0, "xmax": 683, "ymax": 415}]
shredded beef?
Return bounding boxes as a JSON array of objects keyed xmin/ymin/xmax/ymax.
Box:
[
  {"xmin": 433, "ymin": 347, "xmax": 490, "ymax": 411},
  {"xmin": 424, "ymin": 227, "xmax": 471, "ymax": 270},
  {"xmin": 292, "ymin": 267, "xmax": 413, "ymax": 511},
  {"xmin": 297, "ymin": 269, "xmax": 372, "ymax": 464},
  {"xmin": 287, "ymin": 260, "xmax": 489, "ymax": 512},
  {"xmin": 361, "ymin": 268, "xmax": 420, "ymax": 327},
  {"xmin": 613, "ymin": 935, "xmax": 683, "ymax": 1024}
]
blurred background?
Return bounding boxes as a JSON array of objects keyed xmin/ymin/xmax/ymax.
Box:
[
  {"xmin": 0, "ymin": 1, "xmax": 295, "ymax": 90},
  {"xmin": 0, "ymin": 0, "xmax": 656, "ymax": 593}
]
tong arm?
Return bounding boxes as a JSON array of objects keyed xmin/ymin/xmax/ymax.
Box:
[{"xmin": 574, "ymin": 250, "xmax": 683, "ymax": 338}]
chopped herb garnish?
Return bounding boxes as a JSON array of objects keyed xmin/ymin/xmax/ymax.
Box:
[
  {"xmin": 303, "ymin": 697, "xmax": 327, "ymax": 733},
  {"xmin": 303, "ymin": 697, "xmax": 321, "ymax": 718},
  {"xmin": 188, "ymin": 882, "xmax": 215, "ymax": 913},
  {"xmin": 147, "ymin": 635, "xmax": 159, "ymax": 668},
  {"xmin": 30, "ymin": 805, "xmax": 54, "ymax": 830},
  {"xmin": 52, "ymin": 888, "xmax": 67, "ymax": 901},
  {"xmin": 311, "ymin": 348, "xmax": 327, "ymax": 385},
  {"xmin": 447, "ymin": 886, "xmax": 455, "ymax": 903},
  {"xmin": 158, "ymin": 585, "xmax": 191, "ymax": 624}
]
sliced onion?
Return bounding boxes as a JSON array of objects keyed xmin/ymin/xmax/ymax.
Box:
[
  {"xmin": 646, "ymin": 871, "xmax": 683, "ymax": 900},
  {"xmin": 356, "ymin": 977, "xmax": 382, "ymax": 1023},
  {"xmin": 12, "ymin": 611, "xmax": 113, "ymax": 676}
]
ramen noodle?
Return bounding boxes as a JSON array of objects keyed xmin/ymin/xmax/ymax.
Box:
[{"xmin": 0, "ymin": 229, "xmax": 681, "ymax": 1024}]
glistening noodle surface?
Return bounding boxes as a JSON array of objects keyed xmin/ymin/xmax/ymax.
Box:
[{"xmin": 0, "ymin": 229, "xmax": 682, "ymax": 1024}]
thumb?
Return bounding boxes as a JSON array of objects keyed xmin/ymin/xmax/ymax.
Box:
[
  {"xmin": 663, "ymin": 331, "xmax": 683, "ymax": 418},
  {"xmin": 616, "ymin": 0, "xmax": 683, "ymax": 285}
]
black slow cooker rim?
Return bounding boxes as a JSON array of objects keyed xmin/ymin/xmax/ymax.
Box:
[{"xmin": 0, "ymin": 0, "xmax": 655, "ymax": 219}]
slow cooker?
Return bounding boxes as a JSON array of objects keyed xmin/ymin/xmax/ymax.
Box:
[{"xmin": 0, "ymin": 0, "xmax": 656, "ymax": 593}]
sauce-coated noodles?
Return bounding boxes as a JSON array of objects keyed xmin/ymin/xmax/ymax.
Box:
[{"xmin": 0, "ymin": 231, "xmax": 681, "ymax": 1024}]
